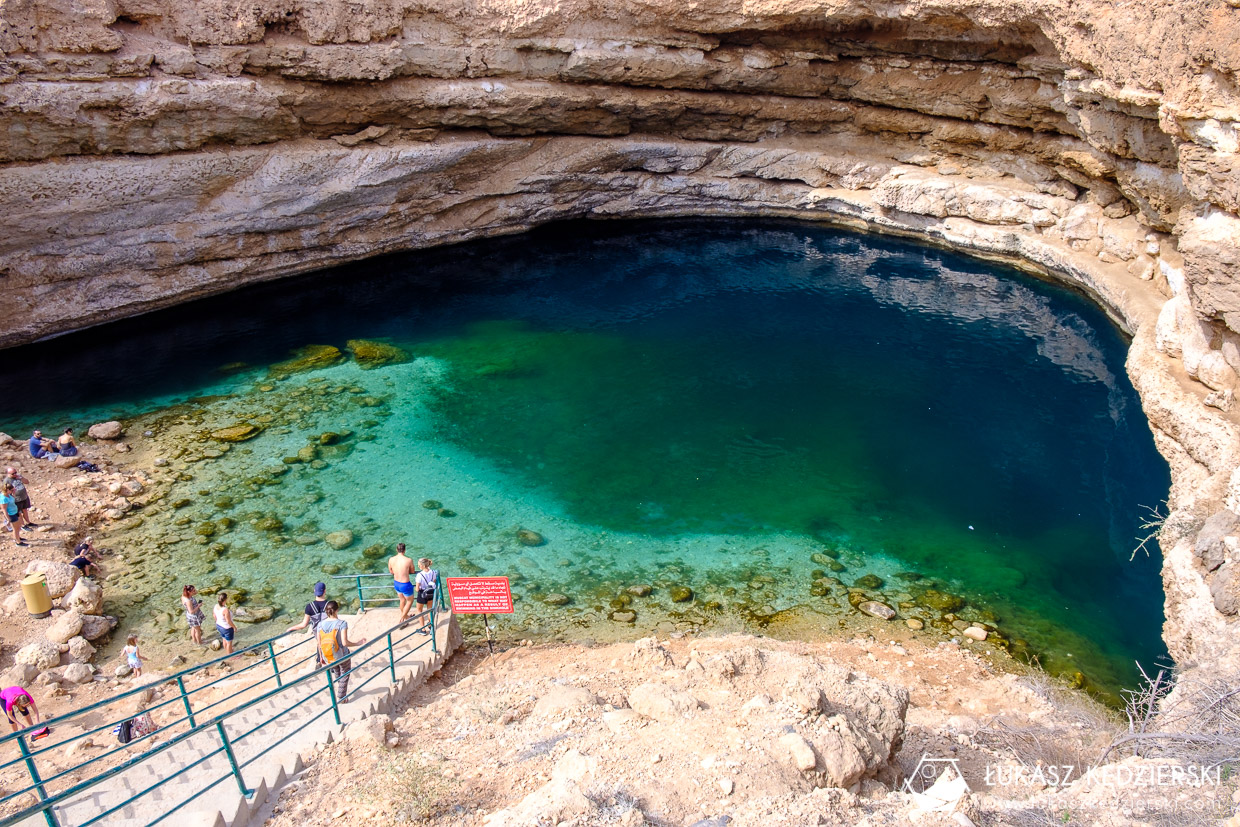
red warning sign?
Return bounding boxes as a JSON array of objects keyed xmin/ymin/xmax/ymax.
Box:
[{"xmin": 446, "ymin": 577, "xmax": 514, "ymax": 614}]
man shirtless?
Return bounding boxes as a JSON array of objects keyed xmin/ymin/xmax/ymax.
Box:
[{"xmin": 388, "ymin": 543, "xmax": 416, "ymax": 624}]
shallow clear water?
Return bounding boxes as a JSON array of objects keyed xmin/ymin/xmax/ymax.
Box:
[{"xmin": 1, "ymin": 220, "xmax": 1169, "ymax": 698}]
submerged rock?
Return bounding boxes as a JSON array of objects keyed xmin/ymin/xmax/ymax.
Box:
[
  {"xmin": 270, "ymin": 345, "xmax": 344, "ymax": 377},
  {"xmin": 437, "ymin": 508, "xmax": 456, "ymax": 517},
  {"xmin": 422, "ymin": 500, "xmax": 442, "ymax": 510},
  {"xmin": 670, "ymin": 586, "xmax": 694, "ymax": 603},
  {"xmin": 516, "ymin": 529, "xmax": 545, "ymax": 546},
  {"xmin": 918, "ymin": 589, "xmax": 966, "ymax": 613},
  {"xmin": 543, "ymin": 593, "xmax": 571, "ymax": 606},
  {"xmin": 626, "ymin": 584, "xmax": 653, "ymax": 597},
  {"xmin": 210, "ymin": 423, "xmax": 261, "ymax": 443},
  {"xmin": 361, "ymin": 543, "xmax": 387, "ymax": 560},
  {"xmin": 325, "ymin": 530, "xmax": 355, "ymax": 550},
  {"xmin": 610, "ymin": 610, "xmax": 637, "ymax": 623},
  {"xmin": 854, "ymin": 574, "xmax": 884, "ymax": 590},
  {"xmin": 347, "ymin": 339, "xmax": 409, "ymax": 369}
]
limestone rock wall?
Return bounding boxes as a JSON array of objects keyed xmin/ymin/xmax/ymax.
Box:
[{"xmin": 2, "ymin": 0, "xmax": 1240, "ymax": 673}]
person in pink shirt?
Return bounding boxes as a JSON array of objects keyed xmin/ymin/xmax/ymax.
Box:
[{"xmin": 1, "ymin": 687, "xmax": 42, "ymax": 734}]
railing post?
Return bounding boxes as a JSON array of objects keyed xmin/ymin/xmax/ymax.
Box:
[
  {"xmin": 386, "ymin": 632, "xmax": 397, "ymax": 684},
  {"xmin": 176, "ymin": 676, "xmax": 196, "ymax": 729},
  {"xmin": 355, "ymin": 576, "xmax": 365, "ymax": 613},
  {"xmin": 267, "ymin": 640, "xmax": 283, "ymax": 688},
  {"xmin": 18, "ymin": 732, "xmax": 60, "ymax": 827},
  {"xmin": 214, "ymin": 721, "xmax": 253, "ymax": 797},
  {"xmin": 430, "ymin": 597, "xmax": 438, "ymax": 656},
  {"xmin": 326, "ymin": 669, "xmax": 341, "ymax": 726}
]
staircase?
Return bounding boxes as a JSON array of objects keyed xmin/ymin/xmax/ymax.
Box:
[{"xmin": 2, "ymin": 605, "xmax": 459, "ymax": 827}]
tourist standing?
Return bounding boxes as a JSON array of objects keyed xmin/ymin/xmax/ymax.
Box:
[
  {"xmin": 181, "ymin": 585, "xmax": 205, "ymax": 645},
  {"xmin": 214, "ymin": 592, "xmax": 236, "ymax": 655},
  {"xmin": 1, "ymin": 483, "xmax": 26, "ymax": 547},
  {"xmin": 317, "ymin": 601, "xmax": 366, "ymax": 703},
  {"xmin": 122, "ymin": 634, "xmax": 143, "ymax": 678},
  {"xmin": 414, "ymin": 557, "xmax": 438, "ymax": 635},
  {"xmin": 287, "ymin": 582, "xmax": 331, "ymax": 665},
  {"xmin": 3, "ymin": 468, "xmax": 35, "ymax": 528},
  {"xmin": 388, "ymin": 543, "xmax": 415, "ymax": 624}
]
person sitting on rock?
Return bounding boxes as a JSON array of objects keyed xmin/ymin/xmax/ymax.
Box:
[
  {"xmin": 1, "ymin": 687, "xmax": 42, "ymax": 733},
  {"xmin": 27, "ymin": 430, "xmax": 58, "ymax": 460},
  {"xmin": 56, "ymin": 428, "xmax": 79, "ymax": 457}
]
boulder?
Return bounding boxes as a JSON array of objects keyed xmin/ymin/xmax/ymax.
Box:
[
  {"xmin": 4, "ymin": 664, "xmax": 38, "ymax": 686},
  {"xmin": 346, "ymin": 339, "xmax": 409, "ymax": 369},
  {"xmin": 120, "ymin": 480, "xmax": 144, "ymax": 497},
  {"xmin": 534, "ymin": 685, "xmax": 599, "ymax": 716},
  {"xmin": 542, "ymin": 593, "xmax": 571, "ymax": 606},
  {"xmin": 232, "ymin": 604, "xmax": 275, "ymax": 623},
  {"xmin": 1197, "ymin": 511, "xmax": 1238, "ymax": 572},
  {"xmin": 1198, "ymin": 350, "xmax": 1237, "ymax": 391},
  {"xmin": 17, "ymin": 640, "xmax": 63, "ymax": 672},
  {"xmin": 628, "ymin": 683, "xmax": 699, "ymax": 722},
  {"xmin": 55, "ymin": 455, "xmax": 82, "ymax": 469},
  {"xmin": 963, "ymin": 626, "xmax": 989, "ymax": 641},
  {"xmin": 516, "ymin": 529, "xmax": 546, "ymax": 546},
  {"xmin": 779, "ymin": 732, "xmax": 819, "ymax": 772},
  {"xmin": 78, "ymin": 614, "xmax": 118, "ymax": 641},
  {"xmin": 62, "ymin": 663, "xmax": 94, "ymax": 684},
  {"xmin": 67, "ymin": 636, "xmax": 96, "ymax": 663},
  {"xmin": 25, "ymin": 560, "xmax": 81, "ymax": 599},
  {"xmin": 62, "ymin": 578, "xmax": 104, "ymax": 615},
  {"xmin": 858, "ymin": 601, "xmax": 897, "ymax": 620},
  {"xmin": 209, "ymin": 424, "xmax": 260, "ymax": 442},
  {"xmin": 344, "ymin": 713, "xmax": 393, "ymax": 745},
  {"xmin": 1211, "ymin": 563, "xmax": 1240, "ymax": 616},
  {"xmin": 88, "ymin": 421, "xmax": 123, "ymax": 440},
  {"xmin": 46, "ymin": 610, "xmax": 84, "ymax": 644},
  {"xmin": 3, "ymin": 592, "xmax": 26, "ymax": 614},
  {"xmin": 324, "ymin": 530, "xmax": 355, "ymax": 550}
]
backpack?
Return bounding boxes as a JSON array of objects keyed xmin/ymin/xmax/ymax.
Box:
[
  {"xmin": 115, "ymin": 719, "xmax": 133, "ymax": 744},
  {"xmin": 317, "ymin": 626, "xmax": 345, "ymax": 665},
  {"xmin": 306, "ymin": 601, "xmax": 328, "ymax": 633}
]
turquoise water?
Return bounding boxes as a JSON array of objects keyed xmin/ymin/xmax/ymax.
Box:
[{"xmin": 1, "ymin": 220, "xmax": 1168, "ymax": 698}]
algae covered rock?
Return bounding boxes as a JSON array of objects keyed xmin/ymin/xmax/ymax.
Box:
[
  {"xmin": 854, "ymin": 574, "xmax": 884, "ymax": 590},
  {"xmin": 325, "ymin": 530, "xmax": 355, "ymax": 550},
  {"xmin": 270, "ymin": 345, "xmax": 344, "ymax": 377},
  {"xmin": 361, "ymin": 543, "xmax": 387, "ymax": 559},
  {"xmin": 516, "ymin": 529, "xmax": 545, "ymax": 546},
  {"xmin": 918, "ymin": 589, "xmax": 966, "ymax": 613},
  {"xmin": 670, "ymin": 586, "xmax": 694, "ymax": 603},
  {"xmin": 210, "ymin": 423, "xmax": 261, "ymax": 443},
  {"xmin": 347, "ymin": 339, "xmax": 409, "ymax": 369},
  {"xmin": 543, "ymin": 593, "xmax": 571, "ymax": 606}
]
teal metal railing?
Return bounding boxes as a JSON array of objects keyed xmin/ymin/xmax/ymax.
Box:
[
  {"xmin": 333, "ymin": 571, "xmax": 447, "ymax": 613},
  {"xmin": 0, "ymin": 588, "xmax": 446, "ymax": 827}
]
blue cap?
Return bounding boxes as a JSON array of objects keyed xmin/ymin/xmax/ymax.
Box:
[{"xmin": 314, "ymin": 582, "xmax": 326, "ymax": 596}]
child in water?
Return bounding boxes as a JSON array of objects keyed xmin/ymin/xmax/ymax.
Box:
[{"xmin": 122, "ymin": 634, "xmax": 143, "ymax": 678}]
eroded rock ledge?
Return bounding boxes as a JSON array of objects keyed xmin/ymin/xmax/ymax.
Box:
[{"xmin": 2, "ymin": 0, "xmax": 1240, "ymax": 678}]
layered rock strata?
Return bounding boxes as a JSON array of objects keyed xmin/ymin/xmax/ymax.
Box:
[{"xmin": 2, "ymin": 0, "xmax": 1240, "ymax": 676}]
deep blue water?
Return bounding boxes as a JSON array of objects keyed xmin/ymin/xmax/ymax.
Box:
[{"xmin": 0, "ymin": 219, "xmax": 1169, "ymax": 697}]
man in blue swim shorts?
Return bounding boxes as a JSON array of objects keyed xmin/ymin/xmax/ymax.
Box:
[{"xmin": 388, "ymin": 542, "xmax": 416, "ymax": 624}]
